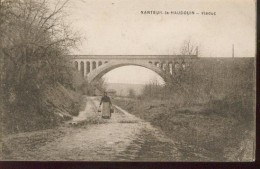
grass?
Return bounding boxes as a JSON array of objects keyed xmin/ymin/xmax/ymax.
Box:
[{"xmin": 113, "ymin": 96, "xmax": 254, "ymax": 161}]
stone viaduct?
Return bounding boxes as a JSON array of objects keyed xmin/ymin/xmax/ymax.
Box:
[{"xmin": 71, "ymin": 55, "xmax": 199, "ymax": 83}]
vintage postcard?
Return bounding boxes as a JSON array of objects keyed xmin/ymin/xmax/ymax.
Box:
[{"xmin": 0, "ymin": 0, "xmax": 256, "ymax": 161}]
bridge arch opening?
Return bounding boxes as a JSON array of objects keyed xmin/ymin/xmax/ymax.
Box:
[
  {"xmin": 161, "ymin": 62, "xmax": 167, "ymax": 70},
  {"xmin": 97, "ymin": 65, "xmax": 165, "ymax": 86},
  {"xmin": 80, "ymin": 61, "xmax": 84, "ymax": 76},
  {"xmin": 86, "ymin": 61, "xmax": 90, "ymax": 73},
  {"xmin": 154, "ymin": 62, "xmax": 160, "ymax": 68},
  {"xmin": 99, "ymin": 65, "xmax": 165, "ymax": 96},
  {"xmin": 74, "ymin": 61, "xmax": 78, "ymax": 70},
  {"xmin": 92, "ymin": 61, "xmax": 96, "ymax": 70}
]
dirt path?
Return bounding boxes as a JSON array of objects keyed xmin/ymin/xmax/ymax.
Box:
[{"xmin": 1, "ymin": 96, "xmax": 210, "ymax": 161}]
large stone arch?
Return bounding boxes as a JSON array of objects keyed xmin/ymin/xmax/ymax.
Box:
[{"xmin": 87, "ymin": 60, "xmax": 170, "ymax": 83}]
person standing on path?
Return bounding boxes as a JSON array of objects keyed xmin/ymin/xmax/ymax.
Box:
[{"xmin": 99, "ymin": 92, "xmax": 112, "ymax": 119}]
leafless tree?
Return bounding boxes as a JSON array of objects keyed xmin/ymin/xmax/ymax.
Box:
[
  {"xmin": 0, "ymin": 0, "xmax": 80, "ymax": 132},
  {"xmin": 180, "ymin": 39, "xmax": 198, "ymax": 55},
  {"xmin": 142, "ymin": 39, "xmax": 201, "ymax": 101},
  {"xmin": 1, "ymin": 0, "xmax": 79, "ymax": 96}
]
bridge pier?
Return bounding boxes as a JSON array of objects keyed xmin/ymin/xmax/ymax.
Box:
[
  {"xmin": 86, "ymin": 61, "xmax": 90, "ymax": 74},
  {"xmin": 77, "ymin": 61, "xmax": 80, "ymax": 71}
]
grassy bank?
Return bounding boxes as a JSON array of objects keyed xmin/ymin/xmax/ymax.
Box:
[
  {"xmin": 2, "ymin": 83, "xmax": 85, "ymax": 134},
  {"xmin": 113, "ymin": 96, "xmax": 254, "ymax": 161}
]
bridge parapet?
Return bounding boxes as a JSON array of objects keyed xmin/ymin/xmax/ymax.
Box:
[{"xmin": 70, "ymin": 55, "xmax": 197, "ymax": 60}]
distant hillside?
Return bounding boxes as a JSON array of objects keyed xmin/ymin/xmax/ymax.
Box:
[{"xmin": 106, "ymin": 83, "xmax": 145, "ymax": 96}]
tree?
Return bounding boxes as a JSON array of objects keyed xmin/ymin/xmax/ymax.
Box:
[
  {"xmin": 96, "ymin": 77, "xmax": 107, "ymax": 92},
  {"xmin": 164, "ymin": 39, "xmax": 199, "ymax": 91},
  {"xmin": 128, "ymin": 88, "xmax": 136, "ymax": 98},
  {"xmin": 180, "ymin": 39, "xmax": 198, "ymax": 55},
  {"xmin": 1, "ymin": 0, "xmax": 79, "ymax": 97},
  {"xmin": 141, "ymin": 78, "xmax": 164, "ymax": 98},
  {"xmin": 140, "ymin": 39, "xmax": 201, "ymax": 103},
  {"xmin": 0, "ymin": 0, "xmax": 80, "ymax": 132}
]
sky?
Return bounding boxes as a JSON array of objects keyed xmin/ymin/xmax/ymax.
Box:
[{"xmin": 50, "ymin": 0, "xmax": 256, "ymax": 84}]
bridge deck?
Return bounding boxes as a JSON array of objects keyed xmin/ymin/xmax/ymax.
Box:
[{"xmin": 69, "ymin": 55, "xmax": 198, "ymax": 60}]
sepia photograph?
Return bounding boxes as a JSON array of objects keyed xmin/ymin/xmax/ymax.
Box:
[{"xmin": 0, "ymin": 0, "xmax": 256, "ymax": 162}]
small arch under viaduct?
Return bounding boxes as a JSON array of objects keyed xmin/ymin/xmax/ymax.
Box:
[{"xmin": 71, "ymin": 55, "xmax": 199, "ymax": 83}]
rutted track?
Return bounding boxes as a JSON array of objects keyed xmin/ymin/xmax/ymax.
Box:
[{"xmin": 2, "ymin": 96, "xmax": 210, "ymax": 161}]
